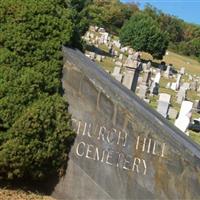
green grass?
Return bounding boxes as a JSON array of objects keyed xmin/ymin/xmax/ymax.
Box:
[
  {"xmin": 190, "ymin": 131, "xmax": 200, "ymax": 145},
  {"xmin": 141, "ymin": 51, "xmax": 200, "ymax": 75}
]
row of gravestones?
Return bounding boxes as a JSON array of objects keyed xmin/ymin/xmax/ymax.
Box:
[
  {"xmin": 83, "ymin": 26, "xmax": 138, "ymax": 64},
  {"xmin": 83, "ymin": 26, "xmax": 200, "ymax": 135},
  {"xmin": 110, "ymin": 58, "xmax": 200, "ymax": 135}
]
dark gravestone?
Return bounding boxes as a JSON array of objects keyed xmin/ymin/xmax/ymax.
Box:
[
  {"xmin": 131, "ymin": 62, "xmax": 143, "ymax": 93},
  {"xmin": 52, "ymin": 47, "xmax": 200, "ymax": 200}
]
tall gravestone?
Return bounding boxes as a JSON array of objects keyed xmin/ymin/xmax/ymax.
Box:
[{"xmin": 52, "ymin": 47, "xmax": 200, "ymax": 200}]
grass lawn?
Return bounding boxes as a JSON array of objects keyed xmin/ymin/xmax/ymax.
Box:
[{"xmin": 141, "ymin": 51, "xmax": 200, "ymax": 75}]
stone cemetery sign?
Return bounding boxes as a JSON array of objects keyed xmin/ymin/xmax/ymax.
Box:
[{"xmin": 52, "ymin": 47, "xmax": 200, "ymax": 200}]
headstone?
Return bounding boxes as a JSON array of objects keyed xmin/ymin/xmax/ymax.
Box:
[
  {"xmin": 176, "ymin": 74, "xmax": 182, "ymax": 90},
  {"xmin": 143, "ymin": 71, "xmax": 151, "ymax": 86},
  {"xmin": 152, "ymin": 83, "xmax": 159, "ymax": 95},
  {"xmin": 115, "ymin": 61, "xmax": 123, "ymax": 67},
  {"xmin": 120, "ymin": 47, "xmax": 128, "ymax": 53},
  {"xmin": 180, "ymin": 67, "xmax": 185, "ymax": 75},
  {"xmin": 150, "ymin": 72, "xmax": 161, "ymax": 94},
  {"xmin": 175, "ymin": 101, "xmax": 193, "ymax": 133},
  {"xmin": 122, "ymin": 68, "xmax": 135, "ymax": 90},
  {"xmin": 154, "ymin": 71, "xmax": 161, "ymax": 84},
  {"xmin": 123, "ymin": 62, "xmax": 142, "ymax": 92},
  {"xmin": 166, "ymin": 82, "xmax": 171, "ymax": 89},
  {"xmin": 89, "ymin": 25, "xmax": 96, "ymax": 32},
  {"xmin": 96, "ymin": 55, "xmax": 102, "ymax": 62},
  {"xmin": 113, "ymin": 40, "xmax": 121, "ymax": 49},
  {"xmin": 177, "ymin": 86, "xmax": 186, "ymax": 104},
  {"xmin": 98, "ymin": 27, "xmax": 105, "ymax": 32},
  {"xmin": 164, "ymin": 65, "xmax": 171, "ymax": 78},
  {"xmin": 90, "ymin": 52, "xmax": 96, "ymax": 60},
  {"xmin": 147, "ymin": 61, "xmax": 151, "ymax": 70},
  {"xmin": 113, "ymin": 73, "xmax": 123, "ymax": 82},
  {"xmin": 133, "ymin": 51, "xmax": 140, "ymax": 60},
  {"xmin": 157, "ymin": 93, "xmax": 171, "ymax": 118},
  {"xmin": 182, "ymin": 82, "xmax": 190, "ymax": 90},
  {"xmin": 112, "ymin": 66, "xmax": 121, "ymax": 76},
  {"xmin": 119, "ymin": 54, "xmax": 123, "ymax": 61},
  {"xmin": 189, "ymin": 75, "xmax": 193, "ymax": 81},
  {"xmin": 138, "ymin": 85, "xmax": 148, "ymax": 99},
  {"xmin": 128, "ymin": 48, "xmax": 134, "ymax": 55},
  {"xmin": 190, "ymin": 80, "xmax": 198, "ymax": 91},
  {"xmin": 171, "ymin": 82, "xmax": 177, "ymax": 91},
  {"xmin": 124, "ymin": 56, "xmax": 137, "ymax": 68},
  {"xmin": 168, "ymin": 108, "xmax": 178, "ymax": 119}
]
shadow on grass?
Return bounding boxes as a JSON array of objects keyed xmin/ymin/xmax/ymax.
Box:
[{"xmin": 86, "ymin": 44, "xmax": 112, "ymax": 58}]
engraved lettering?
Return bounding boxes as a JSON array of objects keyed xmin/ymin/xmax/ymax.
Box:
[
  {"xmin": 161, "ymin": 143, "xmax": 166, "ymax": 157},
  {"xmin": 142, "ymin": 159, "xmax": 147, "ymax": 175},
  {"xmin": 106, "ymin": 151, "xmax": 113, "ymax": 166},
  {"xmin": 135, "ymin": 136, "xmax": 140, "ymax": 150},
  {"xmin": 123, "ymin": 156, "xmax": 131, "ymax": 170},
  {"xmin": 147, "ymin": 139, "xmax": 151, "ymax": 153},
  {"xmin": 132, "ymin": 157, "xmax": 141, "ymax": 173},
  {"xmin": 152, "ymin": 141, "xmax": 157, "ymax": 155},
  {"xmin": 94, "ymin": 147, "xmax": 100, "ymax": 161},
  {"xmin": 101, "ymin": 150, "xmax": 106, "ymax": 163},
  {"xmin": 142, "ymin": 138, "xmax": 147, "ymax": 152},
  {"xmin": 83, "ymin": 122, "xmax": 92, "ymax": 137},
  {"xmin": 86, "ymin": 144, "xmax": 94, "ymax": 160},
  {"xmin": 97, "ymin": 126, "xmax": 107, "ymax": 142},
  {"xmin": 117, "ymin": 131, "xmax": 127, "ymax": 147},
  {"xmin": 76, "ymin": 142, "xmax": 85, "ymax": 157}
]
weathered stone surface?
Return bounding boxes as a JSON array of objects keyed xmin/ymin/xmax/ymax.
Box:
[{"xmin": 52, "ymin": 47, "xmax": 200, "ymax": 200}]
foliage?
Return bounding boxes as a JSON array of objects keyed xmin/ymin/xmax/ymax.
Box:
[
  {"xmin": 0, "ymin": 0, "xmax": 87, "ymax": 180},
  {"xmin": 0, "ymin": 95, "xmax": 74, "ymax": 180},
  {"xmin": 85, "ymin": 0, "xmax": 139, "ymax": 33},
  {"xmin": 119, "ymin": 13, "xmax": 169, "ymax": 59},
  {"xmin": 143, "ymin": 4, "xmax": 200, "ymax": 61}
]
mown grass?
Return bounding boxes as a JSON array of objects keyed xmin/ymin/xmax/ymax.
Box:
[{"xmin": 141, "ymin": 51, "xmax": 200, "ymax": 75}]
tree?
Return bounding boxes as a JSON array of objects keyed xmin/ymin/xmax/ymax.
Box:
[
  {"xmin": 85, "ymin": 0, "xmax": 139, "ymax": 33},
  {"xmin": 0, "ymin": 0, "xmax": 88, "ymax": 181},
  {"xmin": 119, "ymin": 13, "xmax": 169, "ymax": 59}
]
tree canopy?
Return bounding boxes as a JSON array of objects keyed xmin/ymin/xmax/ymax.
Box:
[
  {"xmin": 0, "ymin": 0, "xmax": 88, "ymax": 181},
  {"xmin": 119, "ymin": 13, "xmax": 169, "ymax": 59},
  {"xmin": 84, "ymin": 0, "xmax": 139, "ymax": 33}
]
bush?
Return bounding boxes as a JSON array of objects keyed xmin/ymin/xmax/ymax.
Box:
[{"xmin": 0, "ymin": 0, "xmax": 87, "ymax": 180}]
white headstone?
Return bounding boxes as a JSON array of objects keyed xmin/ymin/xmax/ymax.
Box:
[
  {"xmin": 171, "ymin": 82, "xmax": 177, "ymax": 91},
  {"xmin": 154, "ymin": 72, "xmax": 161, "ymax": 84},
  {"xmin": 112, "ymin": 66, "xmax": 121, "ymax": 76},
  {"xmin": 157, "ymin": 93, "xmax": 171, "ymax": 118},
  {"xmin": 175, "ymin": 101, "xmax": 193, "ymax": 133}
]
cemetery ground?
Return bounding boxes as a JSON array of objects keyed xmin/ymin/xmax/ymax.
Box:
[
  {"xmin": 0, "ymin": 188, "xmax": 55, "ymax": 200},
  {"xmin": 84, "ymin": 28, "xmax": 200, "ymax": 145}
]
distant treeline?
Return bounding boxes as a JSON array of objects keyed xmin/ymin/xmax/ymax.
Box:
[{"xmin": 84, "ymin": 0, "xmax": 200, "ymax": 61}]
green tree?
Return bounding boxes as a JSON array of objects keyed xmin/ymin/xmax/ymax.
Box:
[
  {"xmin": 119, "ymin": 13, "xmax": 169, "ymax": 59},
  {"xmin": 0, "ymin": 0, "xmax": 87, "ymax": 181},
  {"xmin": 85, "ymin": 0, "xmax": 139, "ymax": 33}
]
